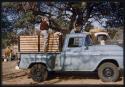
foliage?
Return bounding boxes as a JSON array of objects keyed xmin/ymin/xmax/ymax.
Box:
[{"xmin": 1, "ymin": 1, "xmax": 124, "ymax": 48}]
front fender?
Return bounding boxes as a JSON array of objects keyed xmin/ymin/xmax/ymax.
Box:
[{"xmin": 93, "ymin": 57, "xmax": 121, "ymax": 71}]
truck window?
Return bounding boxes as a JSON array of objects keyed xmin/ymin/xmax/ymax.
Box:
[
  {"xmin": 97, "ymin": 35, "xmax": 108, "ymax": 41},
  {"xmin": 85, "ymin": 35, "xmax": 93, "ymax": 46},
  {"xmin": 68, "ymin": 37, "xmax": 83, "ymax": 47}
]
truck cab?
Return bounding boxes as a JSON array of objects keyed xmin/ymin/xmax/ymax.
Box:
[{"xmin": 18, "ymin": 33, "xmax": 123, "ymax": 82}]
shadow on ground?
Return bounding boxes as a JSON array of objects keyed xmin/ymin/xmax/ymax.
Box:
[{"xmin": 44, "ymin": 71, "xmax": 123, "ymax": 84}]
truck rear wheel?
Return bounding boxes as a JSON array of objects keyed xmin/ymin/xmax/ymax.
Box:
[
  {"xmin": 98, "ymin": 62, "xmax": 119, "ymax": 82},
  {"xmin": 30, "ymin": 64, "xmax": 48, "ymax": 82}
]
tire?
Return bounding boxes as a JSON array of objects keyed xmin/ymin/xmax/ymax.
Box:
[
  {"xmin": 30, "ymin": 64, "xmax": 48, "ymax": 82},
  {"xmin": 98, "ymin": 62, "xmax": 119, "ymax": 82}
]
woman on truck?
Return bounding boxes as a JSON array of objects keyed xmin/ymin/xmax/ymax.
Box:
[{"xmin": 40, "ymin": 16, "xmax": 49, "ymax": 52}]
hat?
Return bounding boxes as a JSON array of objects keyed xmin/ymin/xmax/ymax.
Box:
[{"xmin": 41, "ymin": 16, "xmax": 48, "ymax": 21}]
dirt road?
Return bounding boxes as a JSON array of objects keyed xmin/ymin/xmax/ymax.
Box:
[{"xmin": 2, "ymin": 61, "xmax": 123, "ymax": 85}]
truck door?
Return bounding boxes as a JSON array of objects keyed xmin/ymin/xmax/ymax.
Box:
[
  {"xmin": 78, "ymin": 35, "xmax": 100, "ymax": 71},
  {"xmin": 63, "ymin": 36, "xmax": 83, "ymax": 71}
]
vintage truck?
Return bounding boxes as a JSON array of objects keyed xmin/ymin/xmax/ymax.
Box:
[{"xmin": 17, "ymin": 32, "xmax": 123, "ymax": 82}]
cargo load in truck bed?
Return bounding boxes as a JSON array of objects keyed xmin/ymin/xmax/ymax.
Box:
[{"xmin": 19, "ymin": 34, "xmax": 62, "ymax": 53}]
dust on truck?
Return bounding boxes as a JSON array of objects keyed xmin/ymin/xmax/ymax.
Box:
[{"xmin": 17, "ymin": 33, "xmax": 123, "ymax": 82}]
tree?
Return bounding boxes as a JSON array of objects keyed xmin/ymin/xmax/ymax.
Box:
[{"xmin": 1, "ymin": 1, "xmax": 124, "ymax": 48}]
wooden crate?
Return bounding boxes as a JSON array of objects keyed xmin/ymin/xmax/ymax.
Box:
[
  {"xmin": 20, "ymin": 36, "xmax": 38, "ymax": 52},
  {"xmin": 19, "ymin": 34, "xmax": 62, "ymax": 52}
]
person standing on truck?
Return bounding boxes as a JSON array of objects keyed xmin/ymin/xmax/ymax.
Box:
[
  {"xmin": 40, "ymin": 16, "xmax": 49, "ymax": 52},
  {"xmin": 70, "ymin": 15, "xmax": 81, "ymax": 33},
  {"xmin": 70, "ymin": 23, "xmax": 81, "ymax": 33}
]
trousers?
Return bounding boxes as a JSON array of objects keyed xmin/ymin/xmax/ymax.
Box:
[{"xmin": 40, "ymin": 30, "xmax": 48, "ymax": 51}]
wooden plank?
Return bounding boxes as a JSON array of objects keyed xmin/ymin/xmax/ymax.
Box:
[
  {"xmin": 40, "ymin": 35, "xmax": 59, "ymax": 37},
  {"xmin": 40, "ymin": 50, "xmax": 60, "ymax": 52},
  {"xmin": 40, "ymin": 46, "xmax": 59, "ymax": 48},
  {"xmin": 40, "ymin": 47, "xmax": 59, "ymax": 49},
  {"xmin": 40, "ymin": 41, "xmax": 59, "ymax": 44},
  {"xmin": 20, "ymin": 42, "xmax": 38, "ymax": 44},
  {"xmin": 20, "ymin": 49, "xmax": 38, "ymax": 50},
  {"xmin": 40, "ymin": 39, "xmax": 59, "ymax": 41},
  {"xmin": 20, "ymin": 37, "xmax": 38, "ymax": 39},
  {"xmin": 48, "ymin": 46, "xmax": 59, "ymax": 47},
  {"xmin": 20, "ymin": 47, "xmax": 38, "ymax": 49},
  {"xmin": 20, "ymin": 50, "xmax": 38, "ymax": 52},
  {"xmin": 20, "ymin": 46, "xmax": 38, "ymax": 49},
  {"xmin": 20, "ymin": 36, "xmax": 38, "ymax": 38},
  {"xmin": 20, "ymin": 44, "xmax": 38, "ymax": 46},
  {"xmin": 20, "ymin": 43, "xmax": 38, "ymax": 45},
  {"xmin": 20, "ymin": 35, "xmax": 60, "ymax": 38},
  {"xmin": 20, "ymin": 49, "xmax": 38, "ymax": 51},
  {"xmin": 20, "ymin": 37, "xmax": 37, "ymax": 38},
  {"xmin": 20, "ymin": 40, "xmax": 38, "ymax": 41},
  {"xmin": 40, "ymin": 43, "xmax": 59, "ymax": 45},
  {"xmin": 20, "ymin": 38, "xmax": 38, "ymax": 41},
  {"xmin": 40, "ymin": 48, "xmax": 59, "ymax": 50},
  {"xmin": 21, "ymin": 48, "xmax": 38, "ymax": 50}
]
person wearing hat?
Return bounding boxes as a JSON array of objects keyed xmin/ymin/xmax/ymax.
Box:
[{"xmin": 40, "ymin": 16, "xmax": 49, "ymax": 52}]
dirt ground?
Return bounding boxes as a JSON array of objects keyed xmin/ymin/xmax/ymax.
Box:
[{"xmin": 2, "ymin": 60, "xmax": 124, "ymax": 85}]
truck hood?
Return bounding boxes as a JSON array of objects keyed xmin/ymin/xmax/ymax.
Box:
[{"xmin": 93, "ymin": 45, "xmax": 123, "ymax": 51}]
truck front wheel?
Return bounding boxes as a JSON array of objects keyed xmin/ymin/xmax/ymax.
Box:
[
  {"xmin": 98, "ymin": 62, "xmax": 119, "ymax": 82},
  {"xmin": 30, "ymin": 64, "xmax": 48, "ymax": 82}
]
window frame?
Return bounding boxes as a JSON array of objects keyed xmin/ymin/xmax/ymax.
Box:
[
  {"xmin": 68, "ymin": 37, "xmax": 84, "ymax": 48},
  {"xmin": 84, "ymin": 35, "xmax": 93, "ymax": 46}
]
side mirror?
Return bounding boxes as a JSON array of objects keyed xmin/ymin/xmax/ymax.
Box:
[{"xmin": 84, "ymin": 46, "xmax": 88, "ymax": 50}]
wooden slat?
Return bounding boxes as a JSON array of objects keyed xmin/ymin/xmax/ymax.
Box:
[
  {"xmin": 40, "ymin": 50, "xmax": 59, "ymax": 52},
  {"xmin": 20, "ymin": 41, "xmax": 38, "ymax": 42},
  {"xmin": 20, "ymin": 35, "xmax": 60, "ymax": 38},
  {"xmin": 20, "ymin": 49, "xmax": 38, "ymax": 51},
  {"xmin": 41, "ymin": 48, "xmax": 59, "ymax": 50},
  {"xmin": 20, "ymin": 46, "xmax": 38, "ymax": 49},
  {"xmin": 20, "ymin": 47, "xmax": 38, "ymax": 49},
  {"xmin": 40, "ymin": 39, "xmax": 59, "ymax": 41},
  {"xmin": 40, "ymin": 41, "xmax": 59, "ymax": 43},
  {"xmin": 40, "ymin": 46, "xmax": 59, "ymax": 48},
  {"xmin": 20, "ymin": 36, "xmax": 38, "ymax": 38},
  {"xmin": 20, "ymin": 42, "xmax": 38, "ymax": 44},
  {"xmin": 20, "ymin": 44, "xmax": 38, "ymax": 46},
  {"xmin": 20, "ymin": 41, "xmax": 38, "ymax": 43},
  {"xmin": 40, "ymin": 45, "xmax": 59, "ymax": 47},
  {"xmin": 20, "ymin": 39, "xmax": 38, "ymax": 41},
  {"xmin": 20, "ymin": 50, "xmax": 38, "ymax": 52},
  {"xmin": 40, "ymin": 43, "xmax": 59, "ymax": 45}
]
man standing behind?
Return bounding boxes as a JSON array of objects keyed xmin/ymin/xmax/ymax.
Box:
[{"xmin": 40, "ymin": 16, "xmax": 49, "ymax": 52}]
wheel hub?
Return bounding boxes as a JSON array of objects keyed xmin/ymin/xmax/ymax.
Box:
[{"xmin": 103, "ymin": 67, "xmax": 114, "ymax": 78}]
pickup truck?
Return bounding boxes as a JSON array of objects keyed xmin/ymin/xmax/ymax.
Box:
[{"xmin": 18, "ymin": 33, "xmax": 123, "ymax": 82}]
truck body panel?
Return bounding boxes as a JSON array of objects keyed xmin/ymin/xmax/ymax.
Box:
[{"xmin": 18, "ymin": 33, "xmax": 123, "ymax": 72}]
